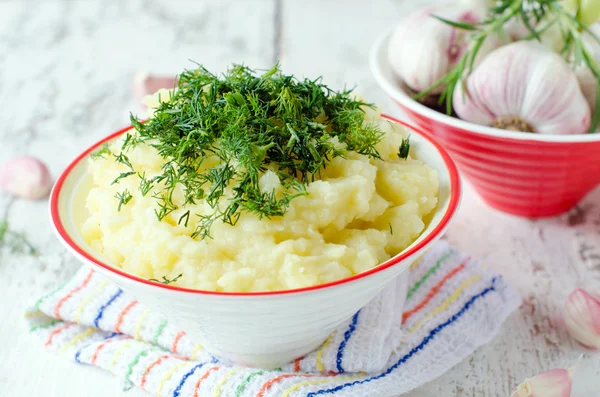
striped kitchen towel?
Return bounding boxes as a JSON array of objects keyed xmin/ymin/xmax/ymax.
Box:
[{"xmin": 25, "ymin": 241, "xmax": 520, "ymax": 396}]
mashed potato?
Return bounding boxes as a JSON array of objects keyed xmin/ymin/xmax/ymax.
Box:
[{"xmin": 82, "ymin": 103, "xmax": 438, "ymax": 292}]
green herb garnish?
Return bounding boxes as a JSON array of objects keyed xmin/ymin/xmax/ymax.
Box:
[
  {"xmin": 149, "ymin": 274, "xmax": 183, "ymax": 284},
  {"xmin": 398, "ymin": 136, "xmax": 410, "ymax": 159},
  {"xmin": 115, "ymin": 189, "xmax": 133, "ymax": 211},
  {"xmin": 0, "ymin": 220, "xmax": 37, "ymax": 255},
  {"xmin": 117, "ymin": 63, "xmax": 385, "ymax": 239},
  {"xmin": 416, "ymin": 0, "xmax": 600, "ymax": 133},
  {"xmin": 114, "ymin": 153, "xmax": 133, "ymax": 170},
  {"xmin": 111, "ymin": 171, "xmax": 136, "ymax": 186},
  {"xmin": 90, "ymin": 143, "xmax": 112, "ymax": 160}
]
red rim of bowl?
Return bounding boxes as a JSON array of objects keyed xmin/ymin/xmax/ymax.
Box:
[{"xmin": 50, "ymin": 115, "xmax": 461, "ymax": 296}]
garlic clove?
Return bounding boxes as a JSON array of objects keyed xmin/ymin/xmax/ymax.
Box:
[
  {"xmin": 387, "ymin": 4, "xmax": 501, "ymax": 93},
  {"xmin": 564, "ymin": 288, "xmax": 600, "ymax": 349},
  {"xmin": 0, "ymin": 156, "xmax": 52, "ymax": 200},
  {"xmin": 511, "ymin": 367, "xmax": 574, "ymax": 397},
  {"xmin": 453, "ymin": 41, "xmax": 591, "ymax": 135},
  {"xmin": 457, "ymin": 0, "xmax": 492, "ymax": 8},
  {"xmin": 579, "ymin": 0, "xmax": 600, "ymax": 26},
  {"xmin": 562, "ymin": 0, "xmax": 600, "ymax": 25},
  {"xmin": 575, "ymin": 23, "xmax": 600, "ymax": 115},
  {"xmin": 132, "ymin": 72, "xmax": 177, "ymax": 101}
]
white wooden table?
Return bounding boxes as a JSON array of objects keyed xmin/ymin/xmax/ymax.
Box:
[{"xmin": 1, "ymin": 0, "xmax": 599, "ymax": 395}]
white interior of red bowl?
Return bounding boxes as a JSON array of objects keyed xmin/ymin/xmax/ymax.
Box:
[
  {"xmin": 371, "ymin": 28, "xmax": 600, "ymax": 142},
  {"xmin": 50, "ymin": 118, "xmax": 461, "ymax": 297}
]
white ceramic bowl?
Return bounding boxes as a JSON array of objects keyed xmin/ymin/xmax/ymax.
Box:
[{"xmin": 49, "ymin": 116, "xmax": 461, "ymax": 368}]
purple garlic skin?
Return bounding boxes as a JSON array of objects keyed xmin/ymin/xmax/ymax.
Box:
[
  {"xmin": 387, "ymin": 4, "xmax": 501, "ymax": 93},
  {"xmin": 0, "ymin": 156, "xmax": 52, "ymax": 200},
  {"xmin": 132, "ymin": 72, "xmax": 177, "ymax": 101},
  {"xmin": 564, "ymin": 288, "xmax": 600, "ymax": 349},
  {"xmin": 453, "ymin": 41, "xmax": 591, "ymax": 135},
  {"xmin": 511, "ymin": 367, "xmax": 574, "ymax": 397}
]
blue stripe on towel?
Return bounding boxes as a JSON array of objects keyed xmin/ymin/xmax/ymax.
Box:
[
  {"xmin": 74, "ymin": 332, "xmax": 118, "ymax": 363},
  {"xmin": 93, "ymin": 290, "xmax": 123, "ymax": 328},
  {"xmin": 335, "ymin": 311, "xmax": 360, "ymax": 373},
  {"xmin": 172, "ymin": 362, "xmax": 208, "ymax": 397},
  {"xmin": 307, "ymin": 278, "xmax": 498, "ymax": 396}
]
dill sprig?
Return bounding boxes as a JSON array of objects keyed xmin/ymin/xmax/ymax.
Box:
[
  {"xmin": 416, "ymin": 0, "xmax": 600, "ymax": 133},
  {"xmin": 90, "ymin": 143, "xmax": 112, "ymax": 160},
  {"xmin": 116, "ymin": 63, "xmax": 384, "ymax": 239},
  {"xmin": 149, "ymin": 273, "xmax": 183, "ymax": 284},
  {"xmin": 0, "ymin": 219, "xmax": 37, "ymax": 255},
  {"xmin": 398, "ymin": 136, "xmax": 410, "ymax": 159},
  {"xmin": 115, "ymin": 190, "xmax": 132, "ymax": 211}
]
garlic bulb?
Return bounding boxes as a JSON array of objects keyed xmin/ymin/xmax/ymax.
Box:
[
  {"xmin": 453, "ymin": 41, "xmax": 591, "ymax": 134},
  {"xmin": 563, "ymin": 0, "xmax": 600, "ymax": 26},
  {"xmin": 575, "ymin": 23, "xmax": 600, "ymax": 113},
  {"xmin": 0, "ymin": 156, "xmax": 52, "ymax": 200},
  {"xmin": 511, "ymin": 367, "xmax": 574, "ymax": 397},
  {"xmin": 388, "ymin": 4, "xmax": 500, "ymax": 93},
  {"xmin": 564, "ymin": 288, "xmax": 600, "ymax": 349},
  {"xmin": 132, "ymin": 72, "xmax": 176, "ymax": 101}
]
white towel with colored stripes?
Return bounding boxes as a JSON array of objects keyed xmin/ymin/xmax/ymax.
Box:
[{"xmin": 25, "ymin": 241, "xmax": 520, "ymax": 396}]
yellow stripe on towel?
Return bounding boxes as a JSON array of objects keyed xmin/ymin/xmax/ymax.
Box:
[
  {"xmin": 281, "ymin": 373, "xmax": 364, "ymax": 397},
  {"xmin": 213, "ymin": 368, "xmax": 242, "ymax": 397},
  {"xmin": 157, "ymin": 361, "xmax": 190, "ymax": 396},
  {"xmin": 60, "ymin": 328, "xmax": 99, "ymax": 354},
  {"xmin": 75, "ymin": 280, "xmax": 110, "ymax": 322},
  {"xmin": 409, "ymin": 275, "xmax": 481, "ymax": 334},
  {"xmin": 316, "ymin": 334, "xmax": 334, "ymax": 373}
]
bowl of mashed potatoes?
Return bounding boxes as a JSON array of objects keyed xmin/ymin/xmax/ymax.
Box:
[{"xmin": 50, "ymin": 65, "xmax": 460, "ymax": 368}]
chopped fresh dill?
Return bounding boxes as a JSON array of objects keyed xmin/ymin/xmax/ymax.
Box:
[
  {"xmin": 138, "ymin": 172, "xmax": 155, "ymax": 196},
  {"xmin": 389, "ymin": 223, "xmax": 394, "ymax": 235},
  {"xmin": 398, "ymin": 136, "xmax": 410, "ymax": 160},
  {"xmin": 149, "ymin": 273, "xmax": 183, "ymax": 284},
  {"xmin": 90, "ymin": 143, "xmax": 112, "ymax": 160},
  {"xmin": 117, "ymin": 63, "xmax": 385, "ymax": 239},
  {"xmin": 115, "ymin": 189, "xmax": 133, "ymax": 211},
  {"xmin": 178, "ymin": 210, "xmax": 191, "ymax": 227},
  {"xmin": 111, "ymin": 171, "xmax": 136, "ymax": 186},
  {"xmin": 114, "ymin": 153, "xmax": 133, "ymax": 170},
  {"xmin": 0, "ymin": 219, "xmax": 37, "ymax": 255}
]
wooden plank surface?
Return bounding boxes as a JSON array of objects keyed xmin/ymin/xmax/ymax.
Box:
[{"xmin": 1, "ymin": 0, "xmax": 599, "ymax": 395}]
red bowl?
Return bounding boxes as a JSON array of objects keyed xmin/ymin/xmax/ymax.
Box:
[{"xmin": 371, "ymin": 29, "xmax": 600, "ymax": 218}]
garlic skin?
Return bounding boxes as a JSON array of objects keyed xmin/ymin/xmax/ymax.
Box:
[
  {"xmin": 511, "ymin": 368, "xmax": 574, "ymax": 397},
  {"xmin": 132, "ymin": 72, "xmax": 176, "ymax": 101},
  {"xmin": 564, "ymin": 288, "xmax": 600, "ymax": 349},
  {"xmin": 388, "ymin": 5, "xmax": 500, "ymax": 93},
  {"xmin": 575, "ymin": 23, "xmax": 600, "ymax": 114},
  {"xmin": 453, "ymin": 41, "xmax": 591, "ymax": 134},
  {"xmin": 564, "ymin": 0, "xmax": 600, "ymax": 26},
  {"xmin": 503, "ymin": 18, "xmax": 533, "ymax": 42},
  {"xmin": 0, "ymin": 156, "xmax": 52, "ymax": 200}
]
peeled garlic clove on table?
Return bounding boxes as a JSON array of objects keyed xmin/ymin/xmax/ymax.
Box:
[
  {"xmin": 511, "ymin": 367, "xmax": 574, "ymax": 397},
  {"xmin": 453, "ymin": 41, "xmax": 591, "ymax": 134},
  {"xmin": 0, "ymin": 156, "xmax": 52, "ymax": 200},
  {"xmin": 564, "ymin": 288, "xmax": 600, "ymax": 349},
  {"xmin": 387, "ymin": 4, "xmax": 501, "ymax": 94}
]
